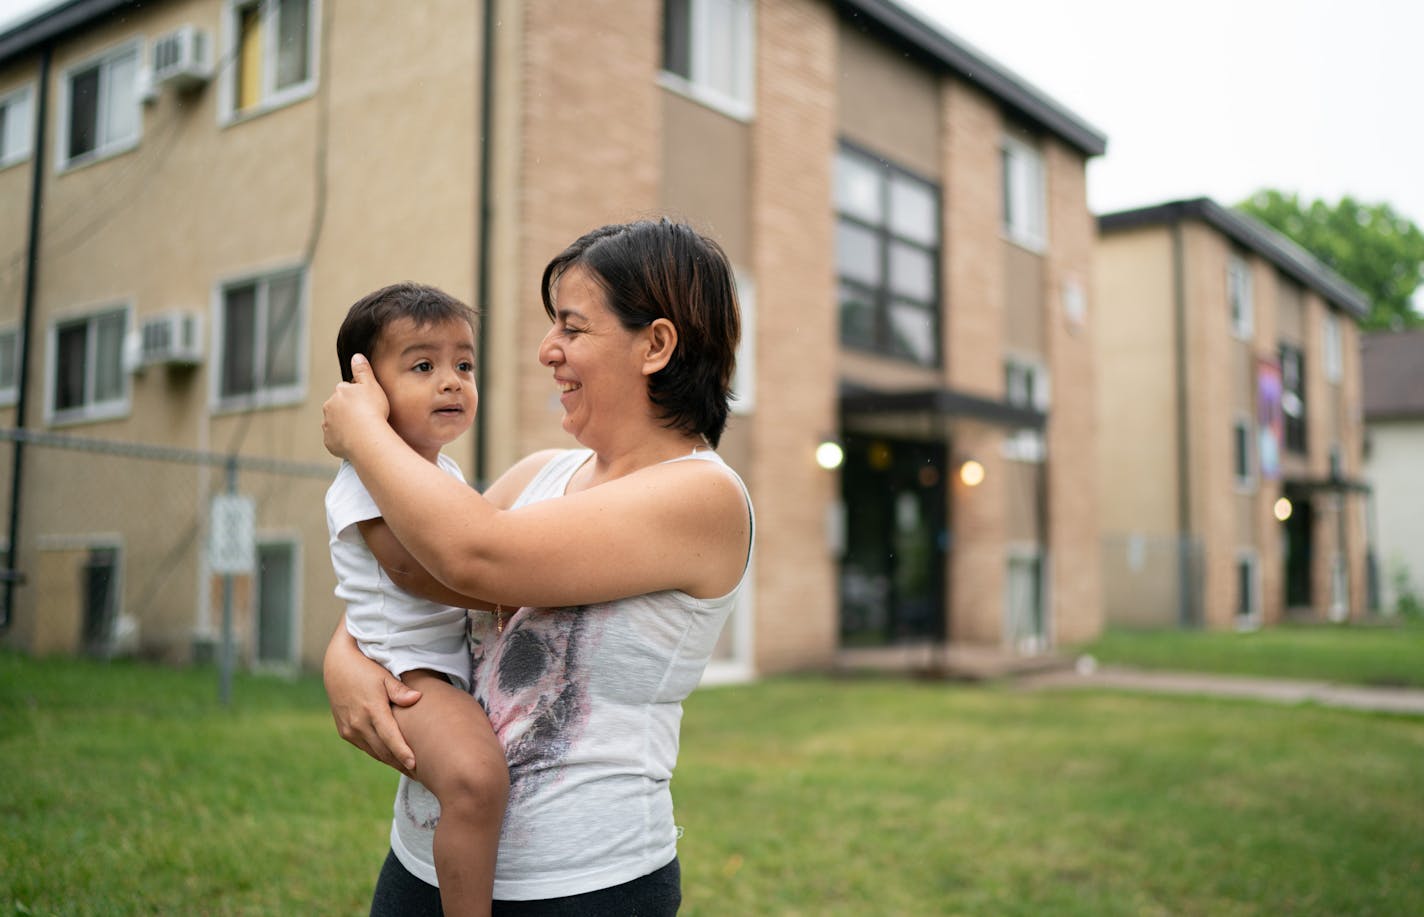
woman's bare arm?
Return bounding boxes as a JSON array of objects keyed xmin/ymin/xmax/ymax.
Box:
[
  {"xmin": 323, "ymin": 357, "xmax": 750, "ymax": 608},
  {"xmin": 322, "ymin": 617, "xmax": 421, "ymax": 773}
]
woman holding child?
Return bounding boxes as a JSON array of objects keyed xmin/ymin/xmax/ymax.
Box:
[{"xmin": 322, "ymin": 218, "xmax": 753, "ymax": 914}]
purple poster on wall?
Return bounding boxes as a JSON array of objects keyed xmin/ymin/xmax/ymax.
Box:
[{"xmin": 1257, "ymin": 359, "xmax": 1283, "ymax": 481}]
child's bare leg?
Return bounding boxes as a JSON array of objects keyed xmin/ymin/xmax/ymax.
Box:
[{"xmin": 396, "ymin": 670, "xmax": 508, "ymax": 917}]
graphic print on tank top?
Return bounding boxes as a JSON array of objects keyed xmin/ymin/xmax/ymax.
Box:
[{"xmin": 471, "ymin": 604, "xmax": 607, "ymax": 808}]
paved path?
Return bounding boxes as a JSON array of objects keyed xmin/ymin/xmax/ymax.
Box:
[{"xmin": 1016, "ymin": 664, "xmax": 1424, "ymax": 716}]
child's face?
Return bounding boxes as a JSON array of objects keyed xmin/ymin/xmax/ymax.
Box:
[{"xmin": 369, "ymin": 316, "xmax": 478, "ymax": 462}]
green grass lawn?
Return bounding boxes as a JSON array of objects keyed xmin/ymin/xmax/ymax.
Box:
[
  {"xmin": 1078, "ymin": 618, "xmax": 1424, "ymax": 688},
  {"xmin": 3, "ymin": 652, "xmax": 1422, "ymax": 916}
]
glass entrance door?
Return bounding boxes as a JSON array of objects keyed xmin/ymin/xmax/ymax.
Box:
[{"xmin": 839, "ymin": 436, "xmax": 946, "ymax": 646}]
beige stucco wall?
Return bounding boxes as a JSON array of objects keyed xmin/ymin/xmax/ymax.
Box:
[
  {"xmin": 836, "ymin": 19, "xmax": 939, "ymax": 178},
  {"xmin": 3, "ymin": 0, "xmax": 482, "ymax": 665}
]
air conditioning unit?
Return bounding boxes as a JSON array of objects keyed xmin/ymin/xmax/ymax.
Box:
[
  {"xmin": 151, "ymin": 26, "xmax": 213, "ymax": 91},
  {"xmin": 139, "ymin": 312, "xmax": 203, "ymax": 367}
]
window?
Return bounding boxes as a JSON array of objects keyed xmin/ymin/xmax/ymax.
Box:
[
  {"xmin": 217, "ymin": 268, "xmax": 305, "ymax": 408},
  {"xmin": 1323, "ymin": 312, "xmax": 1342, "ymax": 382},
  {"xmin": 1001, "ymin": 134, "xmax": 1046, "ymax": 250},
  {"xmin": 49, "ymin": 306, "xmax": 128, "ymax": 423},
  {"xmin": 1232, "ymin": 416, "xmax": 1254, "ymax": 490},
  {"xmin": 1006, "ymin": 551, "xmax": 1046, "ymax": 655},
  {"xmin": 1279, "ymin": 343, "xmax": 1307, "ymax": 454},
  {"xmin": 255, "ymin": 540, "xmax": 298, "ymax": 666},
  {"xmin": 661, "ymin": 0, "xmax": 754, "ymax": 117},
  {"xmin": 60, "ymin": 43, "xmax": 140, "ymax": 168},
  {"xmin": 1235, "ymin": 552, "xmax": 1259, "ymax": 625},
  {"xmin": 1003, "ymin": 358, "xmax": 1048, "ymax": 462},
  {"xmin": 226, "ymin": 0, "xmax": 316, "ymax": 118},
  {"xmin": 1228, "ymin": 252, "xmax": 1253, "ymax": 339},
  {"xmin": 0, "ymin": 327, "xmax": 20, "ymax": 406},
  {"xmin": 835, "ymin": 145, "xmax": 941, "ymax": 366},
  {"xmin": 0, "ymin": 85, "xmax": 34, "ymax": 169},
  {"xmin": 1004, "ymin": 357, "xmax": 1050, "ymax": 411}
]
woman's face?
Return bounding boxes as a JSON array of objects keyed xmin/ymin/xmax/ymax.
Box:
[{"xmin": 538, "ymin": 266, "xmax": 649, "ymax": 444}]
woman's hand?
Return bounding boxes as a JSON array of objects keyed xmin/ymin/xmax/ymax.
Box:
[
  {"xmin": 322, "ymin": 354, "xmax": 391, "ymax": 460},
  {"xmin": 323, "ymin": 620, "xmax": 421, "ymax": 773}
]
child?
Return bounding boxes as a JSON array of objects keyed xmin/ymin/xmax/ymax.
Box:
[{"xmin": 325, "ymin": 282, "xmax": 507, "ymax": 917}]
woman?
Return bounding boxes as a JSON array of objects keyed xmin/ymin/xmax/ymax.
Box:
[{"xmin": 322, "ymin": 219, "xmax": 753, "ymax": 914}]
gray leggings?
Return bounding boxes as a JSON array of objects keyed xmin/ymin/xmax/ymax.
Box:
[{"xmin": 370, "ymin": 849, "xmax": 681, "ymax": 916}]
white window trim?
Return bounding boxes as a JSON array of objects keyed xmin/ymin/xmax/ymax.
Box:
[
  {"xmin": 729, "ymin": 269, "xmax": 755, "ymax": 414},
  {"xmin": 44, "ymin": 301, "xmax": 133, "ymax": 426},
  {"xmin": 1323, "ymin": 312, "xmax": 1342, "ymax": 383},
  {"xmin": 1228, "ymin": 253, "xmax": 1254, "ymax": 340},
  {"xmin": 219, "ymin": 0, "xmax": 321, "ymax": 125},
  {"xmin": 0, "ymin": 83, "xmax": 36, "ymax": 169},
  {"xmin": 1232, "ymin": 413, "xmax": 1256, "ymax": 492},
  {"xmin": 1004, "ymin": 543, "xmax": 1050, "ymax": 655},
  {"xmin": 0, "ymin": 325, "xmax": 21, "ymax": 407},
  {"xmin": 252, "ymin": 533, "xmax": 302, "ymax": 670},
  {"xmin": 210, "ymin": 262, "xmax": 309, "ymax": 414},
  {"xmin": 1235, "ymin": 549, "xmax": 1260, "ymax": 629},
  {"xmin": 1001, "ymin": 133, "xmax": 1047, "ymax": 252},
  {"xmin": 657, "ymin": 0, "xmax": 755, "ymax": 122},
  {"xmin": 55, "ymin": 38, "xmax": 145, "ymax": 172}
]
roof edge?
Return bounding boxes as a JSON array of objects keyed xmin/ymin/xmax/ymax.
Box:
[
  {"xmin": 836, "ymin": 0, "xmax": 1108, "ymax": 157},
  {"xmin": 1098, "ymin": 198, "xmax": 1371, "ymax": 320},
  {"xmin": 0, "ymin": 0, "xmax": 137, "ymax": 62}
]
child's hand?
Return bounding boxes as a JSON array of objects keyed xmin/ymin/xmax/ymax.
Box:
[{"xmin": 322, "ymin": 354, "xmax": 391, "ymax": 459}]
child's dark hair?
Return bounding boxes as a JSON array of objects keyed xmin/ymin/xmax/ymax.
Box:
[{"xmin": 336, "ymin": 282, "xmax": 478, "ymax": 382}]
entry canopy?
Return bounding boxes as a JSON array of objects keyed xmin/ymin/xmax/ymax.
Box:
[{"xmin": 840, "ymin": 382, "xmax": 1046, "ymax": 432}]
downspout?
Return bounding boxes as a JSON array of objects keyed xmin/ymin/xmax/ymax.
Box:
[
  {"xmin": 473, "ymin": 0, "xmax": 497, "ymax": 487},
  {"xmin": 1171, "ymin": 220, "xmax": 1197, "ymax": 627},
  {"xmin": 3, "ymin": 44, "xmax": 51, "ymax": 629}
]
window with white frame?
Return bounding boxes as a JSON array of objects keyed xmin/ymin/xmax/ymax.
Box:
[
  {"xmin": 60, "ymin": 42, "xmax": 140, "ymax": 168},
  {"xmin": 1003, "ymin": 357, "xmax": 1049, "ymax": 462},
  {"xmin": 1235, "ymin": 551, "xmax": 1259, "ymax": 623},
  {"xmin": 1228, "ymin": 252, "xmax": 1253, "ymax": 339},
  {"xmin": 1004, "ymin": 357, "xmax": 1050, "ymax": 412},
  {"xmin": 0, "ymin": 85, "xmax": 34, "ymax": 169},
  {"xmin": 661, "ymin": 0, "xmax": 754, "ymax": 118},
  {"xmin": 49, "ymin": 305, "xmax": 129, "ymax": 423},
  {"xmin": 255, "ymin": 539, "xmax": 299, "ymax": 666},
  {"xmin": 1280, "ymin": 342, "xmax": 1307, "ymax": 454},
  {"xmin": 226, "ymin": 0, "xmax": 317, "ymax": 118},
  {"xmin": 217, "ymin": 268, "xmax": 305, "ymax": 408},
  {"xmin": 1232, "ymin": 415, "xmax": 1254, "ymax": 490},
  {"xmin": 0, "ymin": 327, "xmax": 20, "ymax": 406},
  {"xmin": 1001, "ymin": 133, "xmax": 1046, "ymax": 250},
  {"xmin": 835, "ymin": 144, "xmax": 941, "ymax": 366},
  {"xmin": 1323, "ymin": 312, "xmax": 1342, "ymax": 382},
  {"xmin": 728, "ymin": 270, "xmax": 755, "ymax": 414}
]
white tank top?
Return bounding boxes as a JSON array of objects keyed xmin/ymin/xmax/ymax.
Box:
[{"xmin": 388, "ymin": 448, "xmax": 754, "ymax": 900}]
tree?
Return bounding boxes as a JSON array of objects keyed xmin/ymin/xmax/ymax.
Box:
[{"xmin": 1237, "ymin": 190, "xmax": 1424, "ymax": 331}]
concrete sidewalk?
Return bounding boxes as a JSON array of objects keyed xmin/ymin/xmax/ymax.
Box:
[{"xmin": 1016, "ymin": 663, "xmax": 1424, "ymax": 716}]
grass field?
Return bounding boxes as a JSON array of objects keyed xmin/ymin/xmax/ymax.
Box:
[
  {"xmin": 3, "ymin": 649, "xmax": 1422, "ymax": 916},
  {"xmin": 1079, "ymin": 618, "xmax": 1424, "ymax": 688}
]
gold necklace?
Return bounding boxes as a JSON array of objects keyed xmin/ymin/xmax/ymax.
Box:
[{"xmin": 492, "ymin": 604, "xmax": 509, "ymax": 634}]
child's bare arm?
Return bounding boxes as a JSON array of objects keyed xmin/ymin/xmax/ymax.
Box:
[{"xmin": 357, "ymin": 518, "xmax": 495, "ymax": 611}]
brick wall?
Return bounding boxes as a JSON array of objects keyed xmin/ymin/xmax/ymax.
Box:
[{"xmin": 747, "ymin": 0, "xmax": 839, "ymax": 672}]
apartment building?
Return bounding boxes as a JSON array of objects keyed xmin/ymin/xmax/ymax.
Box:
[
  {"xmin": 1362, "ymin": 329, "xmax": 1424, "ymax": 615},
  {"xmin": 0, "ymin": 0, "xmax": 1106, "ymax": 675},
  {"xmin": 1095, "ymin": 198, "xmax": 1371, "ymax": 628}
]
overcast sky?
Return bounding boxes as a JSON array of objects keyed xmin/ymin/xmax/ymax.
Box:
[{"xmin": 4, "ymin": 0, "xmax": 1420, "ymax": 226}]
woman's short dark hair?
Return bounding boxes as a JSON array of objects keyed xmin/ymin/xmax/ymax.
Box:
[
  {"xmin": 540, "ymin": 219, "xmax": 741, "ymax": 447},
  {"xmin": 336, "ymin": 282, "xmax": 478, "ymax": 382}
]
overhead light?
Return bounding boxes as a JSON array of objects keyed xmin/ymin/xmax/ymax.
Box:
[{"xmin": 815, "ymin": 439, "xmax": 845, "ymax": 471}]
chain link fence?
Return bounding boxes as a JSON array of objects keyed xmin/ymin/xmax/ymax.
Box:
[{"xmin": 0, "ymin": 427, "xmax": 340, "ymax": 673}]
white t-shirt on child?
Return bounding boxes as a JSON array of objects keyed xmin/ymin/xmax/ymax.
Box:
[{"xmin": 326, "ymin": 456, "xmax": 472, "ymax": 690}]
